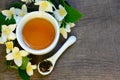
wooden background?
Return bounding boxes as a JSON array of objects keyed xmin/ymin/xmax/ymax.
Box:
[{"xmin": 1, "ymin": 0, "xmax": 120, "ymax": 80}]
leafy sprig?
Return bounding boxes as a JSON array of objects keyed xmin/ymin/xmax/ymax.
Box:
[{"xmin": 50, "ymin": 0, "xmax": 83, "ymax": 22}]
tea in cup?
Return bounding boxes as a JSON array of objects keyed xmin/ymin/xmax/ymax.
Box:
[{"xmin": 16, "ymin": 11, "xmax": 59, "ymax": 55}]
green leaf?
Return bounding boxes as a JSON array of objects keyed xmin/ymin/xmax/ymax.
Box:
[
  {"xmin": 20, "ymin": 57, "xmax": 30, "ymax": 70},
  {"xmin": 0, "ymin": 13, "xmax": 16, "ymax": 26},
  {"xmin": 64, "ymin": 5, "xmax": 83, "ymax": 22},
  {"xmin": 6, "ymin": 61, "xmax": 12, "ymax": 69},
  {"xmin": 4, "ymin": 16, "xmax": 16, "ymax": 25},
  {"xmin": 10, "ymin": 66, "xmax": 18, "ymax": 69},
  {"xmin": 0, "ymin": 13, "xmax": 6, "ymax": 34},
  {"xmin": 60, "ymin": 0, "xmax": 83, "ymax": 22},
  {"xmin": 50, "ymin": 0, "xmax": 59, "ymax": 8},
  {"xmin": 13, "ymin": 39, "xmax": 18, "ymax": 45},
  {"xmin": 59, "ymin": 0, "xmax": 71, "ymax": 6},
  {"xmin": 10, "ymin": 2, "xmax": 23, "ymax": 9},
  {"xmin": 6, "ymin": 61, "xmax": 18, "ymax": 69},
  {"xmin": 18, "ymin": 68, "xmax": 30, "ymax": 80},
  {"xmin": 0, "ymin": 13, "xmax": 6, "ymax": 25}
]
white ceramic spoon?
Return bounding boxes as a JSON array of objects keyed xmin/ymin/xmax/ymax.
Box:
[{"xmin": 37, "ymin": 36, "xmax": 77, "ymax": 75}]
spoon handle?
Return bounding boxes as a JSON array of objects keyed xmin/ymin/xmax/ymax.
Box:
[{"xmin": 48, "ymin": 36, "xmax": 77, "ymax": 64}]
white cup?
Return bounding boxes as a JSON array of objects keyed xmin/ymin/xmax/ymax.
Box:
[{"xmin": 16, "ymin": 11, "xmax": 60, "ymax": 55}]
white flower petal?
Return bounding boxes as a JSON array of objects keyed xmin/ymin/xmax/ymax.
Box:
[
  {"xmin": 1, "ymin": 24, "xmax": 16, "ymax": 42},
  {"xmin": 20, "ymin": 11, "xmax": 25, "ymax": 17},
  {"xmin": 21, "ymin": 0, "xmax": 28, "ymax": 3},
  {"xmin": 2, "ymin": 10, "xmax": 9, "ymax": 15},
  {"xmin": 14, "ymin": 16, "xmax": 22, "ymax": 24},
  {"xmin": 26, "ymin": 62, "xmax": 33, "ymax": 76},
  {"xmin": 6, "ymin": 53, "xmax": 14, "ymax": 60},
  {"xmin": 14, "ymin": 57, "xmax": 22, "ymax": 67},
  {"xmin": 60, "ymin": 27, "xmax": 68, "ymax": 39},
  {"xmin": 10, "ymin": 7, "xmax": 15, "ymax": 14},
  {"xmin": 8, "ymin": 32, "xmax": 16, "ymax": 40},
  {"xmin": 58, "ymin": 5, "xmax": 67, "ymax": 16},
  {"xmin": 22, "ymin": 5, "xmax": 27, "ymax": 13},
  {"xmin": 35, "ymin": 0, "xmax": 41, "ymax": 2},
  {"xmin": 28, "ymin": 62, "xmax": 31, "ymax": 66},
  {"xmin": 20, "ymin": 50, "xmax": 29, "ymax": 57},
  {"xmin": 13, "ymin": 8, "xmax": 24, "ymax": 24},
  {"xmin": 0, "ymin": 34, "xmax": 7, "ymax": 43},
  {"xmin": 2, "ymin": 25, "xmax": 7, "ymax": 30},
  {"xmin": 1, "ymin": 36, "xmax": 7, "ymax": 43},
  {"xmin": 2, "ymin": 7, "xmax": 14, "ymax": 19},
  {"xmin": 27, "ymin": 68, "xmax": 33, "ymax": 76},
  {"xmin": 5, "ymin": 41, "xmax": 13, "ymax": 53},
  {"xmin": 54, "ymin": 5, "xmax": 67, "ymax": 21},
  {"xmin": 65, "ymin": 24, "xmax": 71, "ymax": 33},
  {"xmin": 0, "ymin": 38, "xmax": 4, "ymax": 44},
  {"xmin": 58, "ymin": 21, "xmax": 62, "ymax": 27},
  {"xmin": 9, "ymin": 24, "xmax": 16, "ymax": 31},
  {"xmin": 32, "ymin": 65, "xmax": 37, "ymax": 69},
  {"xmin": 21, "ymin": 0, "xmax": 34, "ymax": 3},
  {"xmin": 54, "ymin": 10, "xmax": 62, "ymax": 21},
  {"xmin": 19, "ymin": 5, "xmax": 28, "ymax": 17},
  {"xmin": 2, "ymin": 25, "xmax": 12, "ymax": 36},
  {"xmin": 2, "ymin": 25, "xmax": 8, "ymax": 33},
  {"xmin": 2, "ymin": 10, "xmax": 12, "ymax": 19},
  {"xmin": 35, "ymin": 0, "xmax": 47, "ymax": 3},
  {"xmin": 13, "ymin": 5, "xmax": 27, "ymax": 18},
  {"xmin": 12, "ymin": 47, "xmax": 19, "ymax": 54},
  {"xmin": 6, "ymin": 49, "xmax": 10, "ymax": 53},
  {"xmin": 35, "ymin": 1, "xmax": 53, "ymax": 12},
  {"xmin": 12, "ymin": 47, "xmax": 22, "ymax": 67},
  {"xmin": 69, "ymin": 23, "xmax": 75, "ymax": 28},
  {"xmin": 13, "ymin": 8, "xmax": 21, "ymax": 16},
  {"xmin": 21, "ymin": 0, "xmax": 26, "ymax": 2}
]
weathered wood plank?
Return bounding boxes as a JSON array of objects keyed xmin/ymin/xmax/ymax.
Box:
[{"xmin": 0, "ymin": 0, "xmax": 120, "ymax": 80}]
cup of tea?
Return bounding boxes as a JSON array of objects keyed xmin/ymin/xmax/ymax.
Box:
[{"xmin": 16, "ymin": 11, "xmax": 60, "ymax": 55}]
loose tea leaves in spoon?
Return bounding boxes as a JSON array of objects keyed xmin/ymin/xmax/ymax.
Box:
[{"xmin": 39, "ymin": 60, "xmax": 53, "ymax": 72}]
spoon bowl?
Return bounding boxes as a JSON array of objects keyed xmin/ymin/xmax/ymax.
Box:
[
  {"xmin": 38, "ymin": 36, "xmax": 77, "ymax": 75},
  {"xmin": 38, "ymin": 60, "xmax": 54, "ymax": 75}
]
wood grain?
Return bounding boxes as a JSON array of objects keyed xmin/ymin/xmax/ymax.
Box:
[{"xmin": 0, "ymin": 0, "xmax": 120, "ymax": 80}]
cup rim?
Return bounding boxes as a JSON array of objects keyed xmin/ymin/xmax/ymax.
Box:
[{"xmin": 16, "ymin": 11, "xmax": 60, "ymax": 55}]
